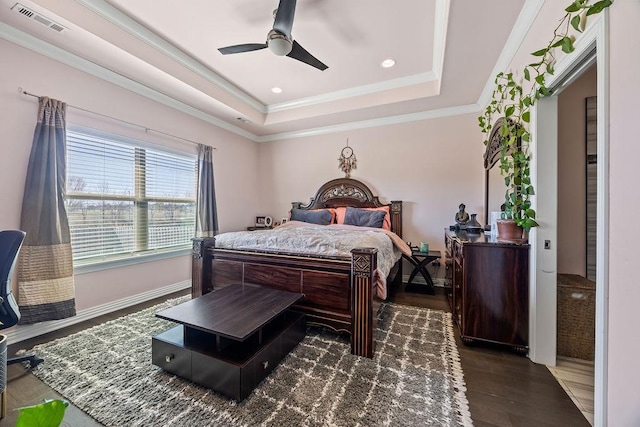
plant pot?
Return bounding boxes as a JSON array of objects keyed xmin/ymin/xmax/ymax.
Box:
[{"xmin": 496, "ymin": 219, "xmax": 526, "ymax": 243}]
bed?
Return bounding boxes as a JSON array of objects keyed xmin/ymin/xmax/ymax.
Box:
[{"xmin": 191, "ymin": 178, "xmax": 406, "ymax": 358}]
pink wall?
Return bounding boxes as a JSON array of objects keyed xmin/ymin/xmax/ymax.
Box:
[
  {"xmin": 0, "ymin": 39, "xmax": 259, "ymax": 311},
  {"xmin": 257, "ymin": 114, "xmax": 486, "ymax": 268},
  {"xmin": 557, "ymin": 66, "xmax": 597, "ymax": 275},
  {"xmin": 607, "ymin": 2, "xmax": 640, "ymax": 424}
]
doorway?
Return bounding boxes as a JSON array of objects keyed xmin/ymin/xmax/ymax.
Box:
[
  {"xmin": 530, "ymin": 17, "xmax": 609, "ymax": 427},
  {"xmin": 551, "ymin": 64, "xmax": 598, "ymax": 424}
]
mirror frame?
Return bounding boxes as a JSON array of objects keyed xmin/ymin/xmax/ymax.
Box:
[{"xmin": 483, "ymin": 119, "xmax": 512, "ymax": 228}]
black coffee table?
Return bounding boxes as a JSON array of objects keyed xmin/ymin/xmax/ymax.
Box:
[{"xmin": 152, "ymin": 284, "xmax": 305, "ymax": 401}]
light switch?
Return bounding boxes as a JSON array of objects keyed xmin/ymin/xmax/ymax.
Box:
[{"xmin": 544, "ymin": 240, "xmax": 551, "ymax": 250}]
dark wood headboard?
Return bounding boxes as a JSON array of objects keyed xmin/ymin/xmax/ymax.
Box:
[{"xmin": 291, "ymin": 178, "xmax": 403, "ymax": 238}]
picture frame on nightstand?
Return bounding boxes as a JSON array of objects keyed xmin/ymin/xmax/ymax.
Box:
[{"xmin": 255, "ymin": 216, "xmax": 273, "ymax": 228}]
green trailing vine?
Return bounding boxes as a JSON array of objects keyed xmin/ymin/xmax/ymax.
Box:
[
  {"xmin": 478, "ymin": 0, "xmax": 613, "ymax": 231},
  {"xmin": 16, "ymin": 399, "xmax": 69, "ymax": 427}
]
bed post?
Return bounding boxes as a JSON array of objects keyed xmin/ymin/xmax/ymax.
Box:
[
  {"xmin": 191, "ymin": 237, "xmax": 215, "ymax": 298},
  {"xmin": 390, "ymin": 200, "xmax": 402, "ymax": 238},
  {"xmin": 351, "ymin": 247, "xmax": 377, "ymax": 358}
]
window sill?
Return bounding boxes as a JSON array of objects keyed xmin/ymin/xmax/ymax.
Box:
[{"xmin": 74, "ymin": 248, "xmax": 191, "ymax": 275}]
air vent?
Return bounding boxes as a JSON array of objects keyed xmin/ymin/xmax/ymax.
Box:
[{"xmin": 11, "ymin": 3, "xmax": 68, "ymax": 34}]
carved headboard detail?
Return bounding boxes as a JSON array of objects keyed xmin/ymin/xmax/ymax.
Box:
[{"xmin": 291, "ymin": 178, "xmax": 402, "ymax": 238}]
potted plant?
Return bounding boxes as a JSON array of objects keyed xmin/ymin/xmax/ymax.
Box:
[
  {"xmin": 478, "ymin": 0, "xmax": 613, "ymax": 241},
  {"xmin": 486, "ymin": 117, "xmax": 536, "ymax": 241}
]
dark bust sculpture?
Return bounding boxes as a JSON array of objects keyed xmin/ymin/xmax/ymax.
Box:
[{"xmin": 455, "ymin": 203, "xmax": 469, "ymax": 226}]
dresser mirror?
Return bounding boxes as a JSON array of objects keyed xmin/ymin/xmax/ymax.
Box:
[{"xmin": 483, "ymin": 119, "xmax": 512, "ymax": 230}]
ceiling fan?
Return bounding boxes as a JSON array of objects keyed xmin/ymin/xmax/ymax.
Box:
[{"xmin": 218, "ymin": 0, "xmax": 328, "ymax": 71}]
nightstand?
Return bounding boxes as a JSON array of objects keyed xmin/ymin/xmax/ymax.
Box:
[{"xmin": 402, "ymin": 250, "xmax": 441, "ymax": 295}]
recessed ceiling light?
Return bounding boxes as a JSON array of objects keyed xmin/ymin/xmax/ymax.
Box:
[
  {"xmin": 236, "ymin": 117, "xmax": 251, "ymax": 124},
  {"xmin": 271, "ymin": 87, "xmax": 283, "ymax": 93},
  {"xmin": 381, "ymin": 59, "xmax": 396, "ymax": 68}
]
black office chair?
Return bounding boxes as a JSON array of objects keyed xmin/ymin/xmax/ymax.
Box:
[{"xmin": 0, "ymin": 230, "xmax": 43, "ymax": 368}]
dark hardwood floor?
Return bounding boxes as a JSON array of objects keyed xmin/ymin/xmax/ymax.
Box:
[
  {"xmin": 1, "ymin": 285, "xmax": 589, "ymax": 427},
  {"xmin": 388, "ymin": 285, "xmax": 590, "ymax": 427}
]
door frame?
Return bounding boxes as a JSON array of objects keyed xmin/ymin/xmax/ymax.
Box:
[{"xmin": 529, "ymin": 13, "xmax": 609, "ymax": 426}]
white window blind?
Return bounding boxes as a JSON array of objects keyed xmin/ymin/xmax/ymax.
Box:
[{"xmin": 66, "ymin": 128, "xmax": 197, "ymax": 264}]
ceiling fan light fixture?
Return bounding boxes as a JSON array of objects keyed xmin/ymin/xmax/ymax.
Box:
[
  {"xmin": 218, "ymin": 0, "xmax": 327, "ymax": 70},
  {"xmin": 267, "ymin": 32, "xmax": 292, "ymax": 56}
]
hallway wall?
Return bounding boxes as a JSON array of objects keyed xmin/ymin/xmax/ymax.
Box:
[{"xmin": 557, "ymin": 66, "xmax": 597, "ymax": 276}]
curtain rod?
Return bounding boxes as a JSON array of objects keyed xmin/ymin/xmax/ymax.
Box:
[{"xmin": 19, "ymin": 88, "xmax": 215, "ymax": 150}]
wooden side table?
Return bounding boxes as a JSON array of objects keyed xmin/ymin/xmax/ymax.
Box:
[{"xmin": 402, "ymin": 250, "xmax": 441, "ymax": 295}]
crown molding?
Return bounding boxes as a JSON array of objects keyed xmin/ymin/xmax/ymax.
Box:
[
  {"xmin": 267, "ymin": 0, "xmax": 450, "ymax": 114},
  {"xmin": 77, "ymin": 0, "xmax": 451, "ymax": 117},
  {"xmin": 1, "ymin": 21, "xmax": 483, "ymax": 144},
  {"xmin": 0, "ymin": 22, "xmax": 257, "ymax": 141},
  {"xmin": 256, "ymin": 103, "xmax": 481, "ymax": 142},
  {"xmin": 75, "ymin": 0, "xmax": 266, "ymax": 113},
  {"xmin": 5, "ymin": 0, "xmax": 533, "ymax": 145},
  {"xmin": 432, "ymin": 0, "xmax": 451, "ymax": 81},
  {"xmin": 477, "ymin": 0, "xmax": 546, "ymax": 108},
  {"xmin": 267, "ymin": 72, "xmax": 439, "ymax": 113}
]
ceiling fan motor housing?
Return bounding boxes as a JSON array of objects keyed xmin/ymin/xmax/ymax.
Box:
[{"xmin": 267, "ymin": 30, "xmax": 292, "ymax": 56}]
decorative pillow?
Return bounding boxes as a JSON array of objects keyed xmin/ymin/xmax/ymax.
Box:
[
  {"xmin": 335, "ymin": 206, "xmax": 391, "ymax": 230},
  {"xmin": 290, "ymin": 208, "xmax": 333, "ymax": 225},
  {"xmin": 343, "ymin": 207, "xmax": 387, "ymax": 228},
  {"xmin": 334, "ymin": 207, "xmax": 347, "ymax": 224}
]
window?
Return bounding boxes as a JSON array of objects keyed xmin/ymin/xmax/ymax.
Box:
[{"xmin": 65, "ymin": 127, "xmax": 197, "ymax": 264}]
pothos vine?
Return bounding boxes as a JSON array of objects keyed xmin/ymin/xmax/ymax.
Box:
[{"xmin": 478, "ymin": 0, "xmax": 613, "ymax": 231}]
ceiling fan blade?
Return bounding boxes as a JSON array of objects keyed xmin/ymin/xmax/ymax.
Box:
[
  {"xmin": 273, "ymin": 0, "xmax": 297, "ymax": 39},
  {"xmin": 218, "ymin": 43, "xmax": 268, "ymax": 55},
  {"xmin": 287, "ymin": 40, "xmax": 328, "ymax": 71}
]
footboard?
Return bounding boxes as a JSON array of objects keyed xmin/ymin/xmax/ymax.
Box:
[{"xmin": 191, "ymin": 238, "xmax": 379, "ymax": 357}]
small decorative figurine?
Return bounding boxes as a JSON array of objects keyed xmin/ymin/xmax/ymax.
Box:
[{"xmin": 455, "ymin": 203, "xmax": 469, "ymax": 226}]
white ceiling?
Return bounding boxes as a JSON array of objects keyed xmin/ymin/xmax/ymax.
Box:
[{"xmin": 0, "ymin": 0, "xmax": 536, "ymax": 141}]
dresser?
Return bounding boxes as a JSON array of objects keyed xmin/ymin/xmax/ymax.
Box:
[{"xmin": 444, "ymin": 230, "xmax": 529, "ymax": 353}]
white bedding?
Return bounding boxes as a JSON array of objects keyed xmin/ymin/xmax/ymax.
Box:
[{"xmin": 214, "ymin": 220, "xmax": 411, "ymax": 299}]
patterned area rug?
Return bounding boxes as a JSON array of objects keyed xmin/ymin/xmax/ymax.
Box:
[{"xmin": 29, "ymin": 298, "xmax": 473, "ymax": 426}]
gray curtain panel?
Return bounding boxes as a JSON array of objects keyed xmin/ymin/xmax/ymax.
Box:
[
  {"xmin": 18, "ymin": 97, "xmax": 76, "ymax": 324},
  {"xmin": 195, "ymin": 144, "xmax": 219, "ymax": 237}
]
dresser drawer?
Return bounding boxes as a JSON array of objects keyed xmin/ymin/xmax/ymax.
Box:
[
  {"xmin": 445, "ymin": 234, "xmax": 452, "ymax": 254},
  {"xmin": 453, "ymin": 240, "xmax": 464, "ymax": 264},
  {"xmin": 152, "ymin": 326, "xmax": 192, "ymax": 380}
]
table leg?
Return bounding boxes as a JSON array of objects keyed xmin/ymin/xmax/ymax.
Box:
[{"xmin": 404, "ymin": 254, "xmax": 437, "ymax": 295}]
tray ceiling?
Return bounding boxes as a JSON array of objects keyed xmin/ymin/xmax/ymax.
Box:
[{"xmin": 0, "ymin": 0, "xmax": 536, "ymax": 141}]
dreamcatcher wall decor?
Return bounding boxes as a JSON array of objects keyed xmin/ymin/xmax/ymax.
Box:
[{"xmin": 338, "ymin": 139, "xmax": 357, "ymax": 178}]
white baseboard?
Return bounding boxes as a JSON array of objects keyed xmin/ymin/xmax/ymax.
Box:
[
  {"xmin": 7, "ymin": 276, "xmax": 443, "ymax": 346},
  {"xmin": 5, "ymin": 280, "xmax": 191, "ymax": 345}
]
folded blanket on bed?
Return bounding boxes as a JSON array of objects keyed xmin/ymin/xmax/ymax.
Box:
[{"xmin": 214, "ymin": 221, "xmax": 411, "ymax": 299}]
